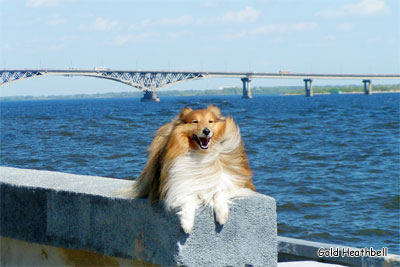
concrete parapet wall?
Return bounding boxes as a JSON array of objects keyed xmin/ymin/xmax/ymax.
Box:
[{"xmin": 0, "ymin": 167, "xmax": 277, "ymax": 266}]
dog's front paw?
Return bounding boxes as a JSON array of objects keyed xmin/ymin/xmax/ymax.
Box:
[
  {"xmin": 215, "ymin": 204, "xmax": 229, "ymax": 225},
  {"xmin": 177, "ymin": 204, "xmax": 197, "ymax": 234},
  {"xmin": 180, "ymin": 216, "xmax": 194, "ymax": 234}
]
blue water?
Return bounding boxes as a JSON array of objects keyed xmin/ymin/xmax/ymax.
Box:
[{"xmin": 1, "ymin": 93, "xmax": 399, "ymax": 254}]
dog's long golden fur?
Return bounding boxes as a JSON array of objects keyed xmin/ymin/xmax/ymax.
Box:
[{"xmin": 130, "ymin": 105, "xmax": 255, "ymax": 233}]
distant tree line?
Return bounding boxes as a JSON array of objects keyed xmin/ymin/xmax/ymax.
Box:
[
  {"xmin": 1, "ymin": 83, "xmax": 399, "ymax": 101},
  {"xmin": 158, "ymin": 83, "xmax": 400, "ymax": 96},
  {"xmin": 284, "ymin": 83, "xmax": 400, "ymax": 95}
]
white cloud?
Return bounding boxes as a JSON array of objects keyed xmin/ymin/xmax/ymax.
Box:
[
  {"xmin": 109, "ymin": 35, "xmax": 132, "ymax": 46},
  {"xmin": 317, "ymin": 0, "xmax": 389, "ymax": 17},
  {"xmin": 198, "ymin": 6, "xmax": 261, "ymax": 25},
  {"xmin": 26, "ymin": 0, "xmax": 61, "ymax": 7},
  {"xmin": 130, "ymin": 19, "xmax": 153, "ymax": 30},
  {"xmin": 109, "ymin": 30, "xmax": 187, "ymax": 46},
  {"xmin": 49, "ymin": 43, "xmax": 65, "ymax": 50},
  {"xmin": 202, "ymin": 1, "xmax": 219, "ymax": 7},
  {"xmin": 350, "ymin": 0, "xmax": 389, "ymax": 15},
  {"xmin": 167, "ymin": 31, "xmax": 191, "ymax": 39},
  {"xmin": 253, "ymin": 22, "xmax": 318, "ymax": 34},
  {"xmin": 130, "ymin": 7, "xmax": 260, "ymax": 31},
  {"xmin": 290, "ymin": 22, "xmax": 318, "ymax": 32},
  {"xmin": 337, "ymin": 23, "xmax": 354, "ymax": 31},
  {"xmin": 223, "ymin": 22, "xmax": 318, "ymax": 40},
  {"xmin": 160, "ymin": 15, "xmax": 193, "ymax": 25},
  {"xmin": 109, "ymin": 32, "xmax": 159, "ymax": 46},
  {"xmin": 325, "ymin": 35, "xmax": 337, "ymax": 41},
  {"xmin": 252, "ymin": 25, "xmax": 276, "ymax": 34},
  {"xmin": 220, "ymin": 6, "xmax": 261, "ymax": 24},
  {"xmin": 80, "ymin": 17, "xmax": 119, "ymax": 31},
  {"xmin": 131, "ymin": 15, "xmax": 193, "ymax": 30},
  {"xmin": 223, "ymin": 30, "xmax": 249, "ymax": 40},
  {"xmin": 48, "ymin": 14, "xmax": 66, "ymax": 25},
  {"xmin": 25, "ymin": 0, "xmax": 75, "ymax": 8}
]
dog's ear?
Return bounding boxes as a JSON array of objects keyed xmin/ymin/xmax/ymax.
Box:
[
  {"xmin": 179, "ymin": 107, "xmax": 192, "ymax": 121},
  {"xmin": 207, "ymin": 105, "xmax": 222, "ymax": 118}
]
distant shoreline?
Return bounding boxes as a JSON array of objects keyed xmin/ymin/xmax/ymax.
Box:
[
  {"xmin": 283, "ymin": 90, "xmax": 400, "ymax": 96},
  {"xmin": 1, "ymin": 85, "xmax": 399, "ymax": 102}
]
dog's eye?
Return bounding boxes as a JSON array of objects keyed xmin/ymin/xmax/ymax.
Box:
[
  {"xmin": 192, "ymin": 120, "xmax": 199, "ymax": 123},
  {"xmin": 209, "ymin": 120, "xmax": 214, "ymax": 123}
]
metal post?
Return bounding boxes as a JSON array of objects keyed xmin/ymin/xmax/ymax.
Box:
[
  {"xmin": 304, "ymin": 79, "xmax": 313, "ymax": 97},
  {"xmin": 362, "ymin": 80, "xmax": 372, "ymax": 95},
  {"xmin": 241, "ymin": 77, "xmax": 252, "ymax": 99},
  {"xmin": 140, "ymin": 90, "xmax": 160, "ymax": 102}
]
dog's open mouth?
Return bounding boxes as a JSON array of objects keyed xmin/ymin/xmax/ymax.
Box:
[{"xmin": 193, "ymin": 134, "xmax": 211, "ymax": 150}]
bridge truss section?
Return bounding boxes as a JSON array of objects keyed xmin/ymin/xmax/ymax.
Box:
[
  {"xmin": 1, "ymin": 71, "xmax": 42, "ymax": 86},
  {"xmin": 98, "ymin": 71, "xmax": 205, "ymax": 91},
  {"xmin": 0, "ymin": 70, "xmax": 205, "ymax": 92}
]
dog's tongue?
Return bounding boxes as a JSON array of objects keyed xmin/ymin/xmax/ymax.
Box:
[{"xmin": 199, "ymin": 137, "xmax": 209, "ymax": 147}]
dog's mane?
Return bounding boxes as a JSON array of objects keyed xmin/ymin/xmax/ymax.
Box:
[{"xmin": 131, "ymin": 107, "xmax": 254, "ymax": 203}]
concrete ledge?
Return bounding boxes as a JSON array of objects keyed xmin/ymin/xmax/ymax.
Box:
[{"xmin": 0, "ymin": 167, "xmax": 277, "ymax": 266}]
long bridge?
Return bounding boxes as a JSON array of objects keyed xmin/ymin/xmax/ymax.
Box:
[{"xmin": 1, "ymin": 69, "xmax": 399, "ymax": 101}]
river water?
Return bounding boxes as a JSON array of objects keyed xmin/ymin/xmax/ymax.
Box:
[{"xmin": 1, "ymin": 93, "xmax": 399, "ymax": 254}]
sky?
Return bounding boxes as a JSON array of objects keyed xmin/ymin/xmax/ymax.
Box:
[{"xmin": 0, "ymin": 0, "xmax": 399, "ymax": 97}]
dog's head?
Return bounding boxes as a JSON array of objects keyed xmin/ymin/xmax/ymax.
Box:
[{"xmin": 178, "ymin": 105, "xmax": 225, "ymax": 151}]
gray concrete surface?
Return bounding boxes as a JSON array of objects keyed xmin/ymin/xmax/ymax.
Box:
[{"xmin": 0, "ymin": 167, "xmax": 277, "ymax": 266}]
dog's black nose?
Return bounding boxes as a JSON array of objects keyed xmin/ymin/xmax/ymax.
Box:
[{"xmin": 203, "ymin": 128, "xmax": 211, "ymax": 136}]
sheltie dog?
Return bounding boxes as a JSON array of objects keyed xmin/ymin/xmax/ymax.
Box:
[{"xmin": 129, "ymin": 105, "xmax": 255, "ymax": 234}]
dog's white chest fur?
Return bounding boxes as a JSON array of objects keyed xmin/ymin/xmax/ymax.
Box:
[
  {"xmin": 163, "ymin": 149, "xmax": 251, "ymax": 234},
  {"xmin": 165, "ymin": 150, "xmax": 236, "ymax": 209}
]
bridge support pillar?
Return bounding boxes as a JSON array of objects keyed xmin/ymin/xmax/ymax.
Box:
[
  {"xmin": 362, "ymin": 80, "xmax": 372, "ymax": 95},
  {"xmin": 241, "ymin": 77, "xmax": 252, "ymax": 99},
  {"xmin": 141, "ymin": 90, "xmax": 160, "ymax": 102},
  {"xmin": 304, "ymin": 79, "xmax": 313, "ymax": 97}
]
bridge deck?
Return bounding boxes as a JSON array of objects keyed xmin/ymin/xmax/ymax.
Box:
[{"xmin": 2, "ymin": 69, "xmax": 400, "ymax": 80}]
